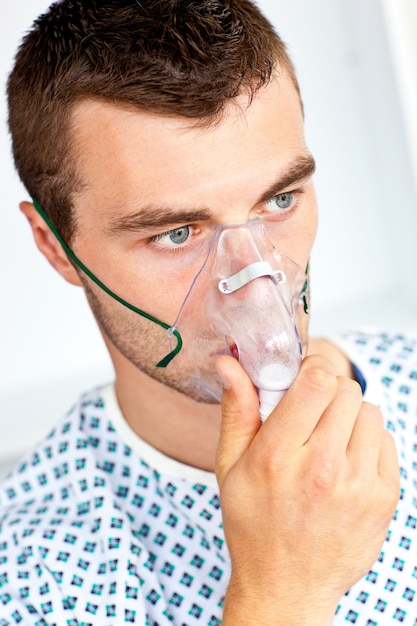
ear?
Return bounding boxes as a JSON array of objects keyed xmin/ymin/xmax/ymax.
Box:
[{"xmin": 20, "ymin": 200, "xmax": 83, "ymax": 287}]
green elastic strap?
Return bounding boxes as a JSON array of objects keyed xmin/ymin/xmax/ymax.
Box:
[
  {"xmin": 301, "ymin": 259, "xmax": 309, "ymax": 315},
  {"xmin": 32, "ymin": 198, "xmax": 183, "ymax": 367}
]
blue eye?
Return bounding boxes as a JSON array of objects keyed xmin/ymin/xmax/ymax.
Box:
[
  {"xmin": 273, "ymin": 192, "xmax": 293, "ymax": 209},
  {"xmin": 168, "ymin": 226, "xmax": 190, "ymax": 244},
  {"xmin": 149, "ymin": 224, "xmax": 196, "ymax": 251}
]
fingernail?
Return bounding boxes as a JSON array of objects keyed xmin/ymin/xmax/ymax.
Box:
[{"xmin": 216, "ymin": 366, "xmax": 231, "ymax": 390}]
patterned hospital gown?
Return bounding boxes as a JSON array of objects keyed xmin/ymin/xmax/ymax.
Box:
[{"xmin": 0, "ymin": 330, "xmax": 416, "ymax": 625}]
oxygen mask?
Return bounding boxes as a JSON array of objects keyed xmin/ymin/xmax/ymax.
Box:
[{"xmin": 166, "ymin": 218, "xmax": 309, "ymax": 420}]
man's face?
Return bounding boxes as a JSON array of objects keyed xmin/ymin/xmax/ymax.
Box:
[{"xmin": 69, "ymin": 72, "xmax": 318, "ymax": 402}]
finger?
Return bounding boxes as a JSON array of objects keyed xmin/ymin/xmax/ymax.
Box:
[
  {"xmin": 257, "ymin": 355, "xmax": 338, "ymax": 456},
  {"xmin": 312, "ymin": 376, "xmax": 363, "ymax": 453},
  {"xmin": 347, "ymin": 401, "xmax": 384, "ymax": 470},
  {"xmin": 347, "ymin": 405, "xmax": 399, "ymax": 505},
  {"xmin": 215, "ymin": 355, "xmax": 261, "ymax": 488},
  {"xmin": 378, "ymin": 430, "xmax": 400, "ymax": 494}
]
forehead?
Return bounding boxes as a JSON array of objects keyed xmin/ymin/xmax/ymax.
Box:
[{"xmin": 70, "ymin": 73, "xmax": 306, "ymax": 213}]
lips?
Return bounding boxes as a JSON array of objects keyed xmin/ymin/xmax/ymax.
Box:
[{"xmin": 227, "ymin": 338, "xmax": 239, "ymax": 360}]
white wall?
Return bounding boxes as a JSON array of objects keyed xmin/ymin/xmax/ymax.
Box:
[
  {"xmin": 382, "ymin": 0, "xmax": 417, "ymax": 202},
  {"xmin": 0, "ymin": 2, "xmax": 114, "ymax": 473},
  {"xmin": 1, "ymin": 1, "xmax": 417, "ymax": 474},
  {"xmin": 260, "ymin": 0, "xmax": 417, "ymax": 334}
]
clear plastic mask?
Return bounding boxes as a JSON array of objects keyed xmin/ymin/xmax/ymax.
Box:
[{"xmin": 165, "ymin": 218, "xmax": 309, "ymax": 420}]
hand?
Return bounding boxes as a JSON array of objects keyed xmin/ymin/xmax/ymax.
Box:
[{"xmin": 215, "ymin": 354, "xmax": 400, "ymax": 626}]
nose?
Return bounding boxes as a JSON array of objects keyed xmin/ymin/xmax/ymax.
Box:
[
  {"xmin": 212, "ymin": 219, "xmax": 273, "ymax": 280},
  {"xmin": 210, "ymin": 219, "xmax": 287, "ymax": 317}
]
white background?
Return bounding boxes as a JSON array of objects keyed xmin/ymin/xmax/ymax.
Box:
[{"xmin": 1, "ymin": 0, "xmax": 417, "ymax": 474}]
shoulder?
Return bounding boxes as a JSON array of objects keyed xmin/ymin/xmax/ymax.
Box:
[
  {"xmin": 338, "ymin": 329, "xmax": 417, "ymax": 360},
  {"xmin": 0, "ymin": 386, "xmax": 148, "ymax": 624},
  {"xmin": 0, "ymin": 385, "xmax": 117, "ymax": 512},
  {"xmin": 331, "ymin": 329, "xmax": 417, "ymax": 388},
  {"xmin": 326, "ymin": 330, "xmax": 417, "ymax": 436}
]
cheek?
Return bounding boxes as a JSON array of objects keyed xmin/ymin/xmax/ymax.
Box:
[
  {"xmin": 307, "ymin": 203, "xmax": 319, "ymax": 253},
  {"xmin": 294, "ymin": 191, "xmax": 318, "ymax": 267},
  {"xmin": 127, "ymin": 266, "xmax": 202, "ymax": 325},
  {"xmin": 79, "ymin": 242, "xmax": 200, "ymax": 324}
]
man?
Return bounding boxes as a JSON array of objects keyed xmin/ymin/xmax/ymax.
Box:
[{"xmin": 2, "ymin": 0, "xmax": 414, "ymax": 623}]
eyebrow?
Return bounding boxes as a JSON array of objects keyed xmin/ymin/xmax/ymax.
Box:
[
  {"xmin": 258, "ymin": 153, "xmax": 316, "ymax": 204},
  {"xmin": 105, "ymin": 207, "xmax": 212, "ymax": 236},
  {"xmin": 105, "ymin": 153, "xmax": 316, "ymax": 236}
]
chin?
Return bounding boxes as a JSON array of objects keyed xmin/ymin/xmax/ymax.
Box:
[{"xmin": 178, "ymin": 378, "xmax": 223, "ymax": 405}]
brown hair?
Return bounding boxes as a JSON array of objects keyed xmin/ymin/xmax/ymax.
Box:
[{"xmin": 8, "ymin": 0, "xmax": 299, "ymax": 243}]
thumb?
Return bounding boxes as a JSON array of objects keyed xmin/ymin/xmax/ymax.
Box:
[{"xmin": 215, "ymin": 355, "xmax": 261, "ymax": 488}]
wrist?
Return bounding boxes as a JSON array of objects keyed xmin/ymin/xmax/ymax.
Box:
[{"xmin": 222, "ymin": 574, "xmax": 337, "ymax": 626}]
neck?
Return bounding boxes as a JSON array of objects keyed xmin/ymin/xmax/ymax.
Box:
[{"xmin": 113, "ymin": 354, "xmax": 222, "ymax": 472}]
